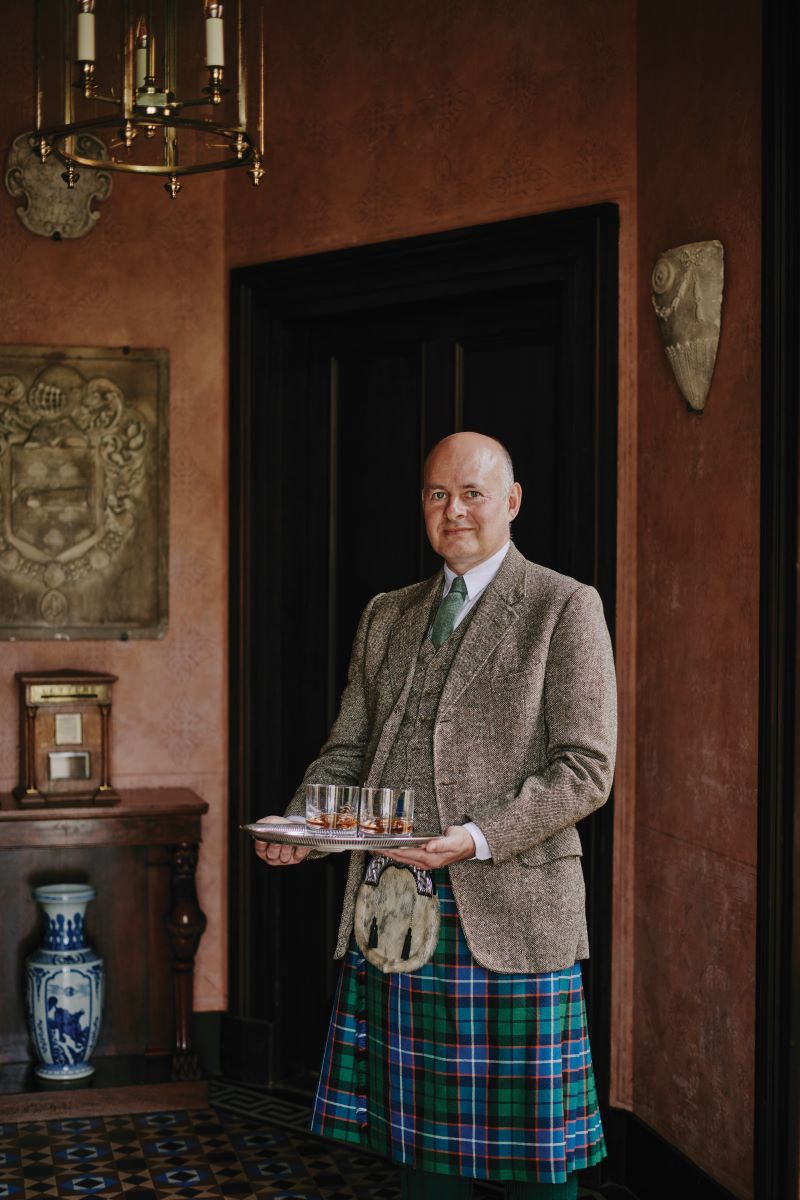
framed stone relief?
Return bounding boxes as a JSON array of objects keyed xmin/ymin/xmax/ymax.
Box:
[{"xmin": 0, "ymin": 346, "xmax": 168, "ymax": 639}]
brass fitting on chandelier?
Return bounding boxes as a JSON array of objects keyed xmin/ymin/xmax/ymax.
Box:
[{"xmin": 31, "ymin": 0, "xmax": 266, "ymax": 199}]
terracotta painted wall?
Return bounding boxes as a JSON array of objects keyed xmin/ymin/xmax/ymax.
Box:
[
  {"xmin": 0, "ymin": 17, "xmax": 229, "ymax": 1012},
  {"xmin": 635, "ymin": 2, "xmax": 760, "ymax": 1197},
  {"xmin": 226, "ymin": 0, "xmax": 637, "ymax": 265}
]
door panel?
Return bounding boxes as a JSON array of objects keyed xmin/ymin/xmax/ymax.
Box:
[
  {"xmin": 460, "ymin": 332, "xmax": 559, "ymax": 572},
  {"xmin": 334, "ymin": 342, "xmax": 424, "ymax": 693},
  {"xmin": 321, "ymin": 288, "xmax": 568, "ymax": 692}
]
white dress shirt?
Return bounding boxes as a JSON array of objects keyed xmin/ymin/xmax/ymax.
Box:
[{"xmin": 437, "ymin": 541, "xmax": 510, "ymax": 860}]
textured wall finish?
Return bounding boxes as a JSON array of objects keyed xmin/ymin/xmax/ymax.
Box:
[
  {"xmin": 0, "ymin": 17, "xmax": 228, "ymax": 1013},
  {"xmin": 225, "ymin": 0, "xmax": 637, "ymax": 266},
  {"xmin": 636, "ymin": 2, "xmax": 760, "ymax": 1196}
]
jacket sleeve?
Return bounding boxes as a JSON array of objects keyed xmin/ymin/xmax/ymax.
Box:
[
  {"xmin": 470, "ymin": 584, "xmax": 617, "ymax": 865},
  {"xmin": 284, "ymin": 593, "xmax": 382, "ymax": 818}
]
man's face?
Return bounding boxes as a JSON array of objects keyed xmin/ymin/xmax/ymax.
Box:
[{"xmin": 422, "ymin": 437, "xmax": 522, "ymax": 573}]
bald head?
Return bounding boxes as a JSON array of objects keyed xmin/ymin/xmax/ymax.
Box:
[
  {"xmin": 422, "ymin": 432, "xmax": 522, "ymax": 573},
  {"xmin": 423, "ymin": 433, "xmax": 514, "ymax": 493}
]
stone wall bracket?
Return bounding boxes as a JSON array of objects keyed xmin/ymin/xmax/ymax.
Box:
[
  {"xmin": 5, "ymin": 133, "xmax": 111, "ymax": 240},
  {"xmin": 651, "ymin": 239, "xmax": 724, "ymax": 413}
]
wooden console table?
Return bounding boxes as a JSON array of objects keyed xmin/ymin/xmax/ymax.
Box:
[{"xmin": 0, "ymin": 788, "xmax": 208, "ymax": 1086}]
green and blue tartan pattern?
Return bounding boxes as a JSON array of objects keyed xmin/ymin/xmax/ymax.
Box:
[{"xmin": 311, "ymin": 873, "xmax": 606, "ymax": 1183}]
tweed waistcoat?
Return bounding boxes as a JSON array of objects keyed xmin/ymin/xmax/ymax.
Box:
[{"xmin": 379, "ymin": 612, "xmax": 474, "ymax": 835}]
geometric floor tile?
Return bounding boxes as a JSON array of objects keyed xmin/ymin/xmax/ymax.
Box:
[{"xmin": 0, "ymin": 1084, "xmax": 606, "ymax": 1199}]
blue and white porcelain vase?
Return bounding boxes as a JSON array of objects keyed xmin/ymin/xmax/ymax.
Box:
[{"xmin": 24, "ymin": 883, "xmax": 104, "ymax": 1080}]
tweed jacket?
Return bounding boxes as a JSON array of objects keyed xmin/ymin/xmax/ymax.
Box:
[{"xmin": 287, "ymin": 543, "xmax": 617, "ymax": 974}]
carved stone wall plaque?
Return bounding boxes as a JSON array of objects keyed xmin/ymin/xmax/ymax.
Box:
[
  {"xmin": 651, "ymin": 239, "xmax": 724, "ymax": 413},
  {"xmin": 0, "ymin": 346, "xmax": 168, "ymax": 639},
  {"xmin": 5, "ymin": 134, "xmax": 112, "ymax": 240}
]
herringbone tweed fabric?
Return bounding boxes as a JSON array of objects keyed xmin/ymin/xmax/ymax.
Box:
[
  {"xmin": 311, "ymin": 873, "xmax": 606, "ymax": 1185},
  {"xmin": 289, "ymin": 544, "xmax": 617, "ymax": 973}
]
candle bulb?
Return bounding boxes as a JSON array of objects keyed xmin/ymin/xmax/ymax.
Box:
[
  {"xmin": 236, "ymin": 0, "xmax": 246, "ymax": 128},
  {"xmin": 258, "ymin": 3, "xmax": 265, "ymax": 156},
  {"xmin": 135, "ymin": 17, "xmax": 150, "ymax": 89},
  {"xmin": 205, "ymin": 2, "xmax": 224, "ymax": 68},
  {"xmin": 77, "ymin": 0, "xmax": 95, "ymax": 63}
]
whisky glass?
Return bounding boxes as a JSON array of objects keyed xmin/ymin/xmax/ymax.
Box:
[
  {"xmin": 335, "ymin": 785, "xmax": 360, "ymax": 831},
  {"xmin": 392, "ymin": 787, "xmax": 415, "ymax": 834},
  {"xmin": 358, "ymin": 786, "xmax": 394, "ymax": 835},
  {"xmin": 306, "ymin": 783, "xmax": 337, "ymax": 829}
]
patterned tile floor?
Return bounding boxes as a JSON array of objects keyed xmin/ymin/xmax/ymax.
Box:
[{"xmin": 0, "ymin": 1080, "xmax": 606, "ymax": 1200}]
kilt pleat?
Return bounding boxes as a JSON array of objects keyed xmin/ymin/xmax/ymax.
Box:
[{"xmin": 311, "ymin": 873, "xmax": 606, "ymax": 1183}]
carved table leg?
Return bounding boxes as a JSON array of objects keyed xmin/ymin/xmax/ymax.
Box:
[{"xmin": 167, "ymin": 841, "xmax": 207, "ymax": 1081}]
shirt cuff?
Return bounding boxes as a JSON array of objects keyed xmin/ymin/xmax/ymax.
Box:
[{"xmin": 463, "ymin": 821, "xmax": 492, "ymax": 861}]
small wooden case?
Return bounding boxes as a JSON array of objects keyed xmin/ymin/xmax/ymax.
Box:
[{"xmin": 14, "ymin": 669, "xmax": 119, "ymax": 807}]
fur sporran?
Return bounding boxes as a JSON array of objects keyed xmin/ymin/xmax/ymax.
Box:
[{"xmin": 353, "ymin": 856, "xmax": 440, "ymax": 973}]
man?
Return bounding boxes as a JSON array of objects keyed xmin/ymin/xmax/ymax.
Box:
[{"xmin": 255, "ymin": 432, "xmax": 617, "ymax": 1200}]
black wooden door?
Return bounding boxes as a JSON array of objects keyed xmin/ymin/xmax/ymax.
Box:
[
  {"xmin": 316, "ymin": 287, "xmax": 593, "ymax": 692},
  {"xmin": 227, "ymin": 208, "xmax": 618, "ymax": 1095}
]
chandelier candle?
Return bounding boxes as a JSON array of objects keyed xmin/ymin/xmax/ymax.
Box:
[
  {"xmin": 76, "ymin": 0, "xmax": 95, "ymax": 63},
  {"xmin": 135, "ymin": 18, "xmax": 151, "ymax": 90},
  {"xmin": 205, "ymin": 3, "xmax": 225, "ymax": 68}
]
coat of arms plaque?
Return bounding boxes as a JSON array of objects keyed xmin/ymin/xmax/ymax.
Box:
[{"xmin": 0, "ymin": 345, "xmax": 168, "ymax": 639}]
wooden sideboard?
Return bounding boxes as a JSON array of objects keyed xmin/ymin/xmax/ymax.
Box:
[{"xmin": 0, "ymin": 787, "xmax": 208, "ymax": 1088}]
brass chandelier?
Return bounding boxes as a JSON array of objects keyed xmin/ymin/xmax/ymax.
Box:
[{"xmin": 33, "ymin": 0, "xmax": 265, "ymax": 199}]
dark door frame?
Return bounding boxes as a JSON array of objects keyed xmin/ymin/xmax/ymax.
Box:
[{"xmin": 228, "ymin": 203, "xmax": 620, "ymax": 1101}]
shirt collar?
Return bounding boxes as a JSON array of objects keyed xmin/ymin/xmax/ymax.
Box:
[{"xmin": 443, "ymin": 541, "xmax": 510, "ymax": 600}]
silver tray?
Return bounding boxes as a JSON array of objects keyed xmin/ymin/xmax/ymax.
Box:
[{"xmin": 242, "ymin": 821, "xmax": 436, "ymax": 852}]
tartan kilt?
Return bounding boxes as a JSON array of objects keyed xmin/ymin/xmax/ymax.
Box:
[{"xmin": 311, "ymin": 871, "xmax": 606, "ymax": 1183}]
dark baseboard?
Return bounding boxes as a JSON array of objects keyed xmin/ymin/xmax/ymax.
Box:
[
  {"xmin": 220, "ymin": 1013, "xmax": 274, "ymax": 1085},
  {"xmin": 192, "ymin": 1011, "xmax": 222, "ymax": 1078},
  {"xmin": 604, "ymin": 1108, "xmax": 739, "ymax": 1200}
]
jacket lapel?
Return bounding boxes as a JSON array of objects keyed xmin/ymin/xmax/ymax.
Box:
[{"xmin": 438, "ymin": 543, "xmax": 527, "ymax": 713}]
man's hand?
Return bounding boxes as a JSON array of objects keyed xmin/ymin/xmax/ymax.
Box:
[
  {"xmin": 382, "ymin": 824, "xmax": 476, "ymax": 869},
  {"xmin": 253, "ymin": 815, "xmax": 312, "ymax": 867}
]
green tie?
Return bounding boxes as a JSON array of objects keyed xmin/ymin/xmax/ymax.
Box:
[{"xmin": 430, "ymin": 575, "xmax": 467, "ymax": 648}]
